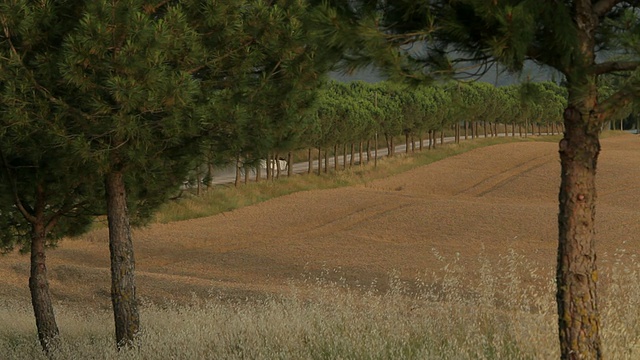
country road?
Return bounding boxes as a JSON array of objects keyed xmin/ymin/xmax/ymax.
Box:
[{"xmin": 204, "ymin": 134, "xmax": 490, "ymax": 186}]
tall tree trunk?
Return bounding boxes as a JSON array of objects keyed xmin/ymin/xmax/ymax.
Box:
[
  {"xmin": 287, "ymin": 152, "xmax": 293, "ymax": 177},
  {"xmin": 334, "ymin": 144, "xmax": 339, "ymax": 171},
  {"xmin": 405, "ymin": 133, "xmax": 410, "ymax": 153},
  {"xmin": 366, "ymin": 140, "xmax": 371, "ymax": 163},
  {"xmin": 206, "ymin": 163, "xmax": 214, "ymax": 188},
  {"xmin": 343, "ymin": 144, "xmax": 347, "ymax": 169},
  {"xmin": 317, "ymin": 148, "xmax": 322, "ymax": 175},
  {"xmin": 105, "ymin": 170, "xmax": 139, "ymax": 349},
  {"xmin": 556, "ymin": 100, "xmax": 602, "ymax": 358},
  {"xmin": 440, "ymin": 130, "xmax": 444, "ymax": 145},
  {"xmin": 235, "ymin": 157, "xmax": 241, "ymax": 187},
  {"xmin": 350, "ymin": 143, "xmax": 355, "ymax": 167},
  {"xmin": 359, "ymin": 141, "xmax": 364, "ymax": 164},
  {"xmin": 464, "ymin": 121, "xmax": 468, "ymax": 140},
  {"xmin": 324, "ymin": 148, "xmax": 329, "ymax": 173},
  {"xmin": 374, "ymin": 134, "xmax": 378, "ymax": 168},
  {"xmin": 429, "ymin": 130, "xmax": 434, "ymax": 149},
  {"xmin": 512, "ymin": 122, "xmax": 516, "ymax": 137},
  {"xmin": 483, "ymin": 121, "xmax": 488, "ymax": 137},
  {"xmin": 308, "ymin": 148, "xmax": 312, "ymax": 174},
  {"xmin": 29, "ymin": 220, "xmax": 59, "ymax": 354}
]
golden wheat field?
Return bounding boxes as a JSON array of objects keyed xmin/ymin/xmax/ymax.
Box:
[{"xmin": 3, "ymin": 134, "xmax": 640, "ymax": 359}]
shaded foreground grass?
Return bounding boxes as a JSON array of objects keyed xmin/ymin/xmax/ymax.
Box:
[
  {"xmin": 154, "ymin": 136, "xmax": 561, "ymax": 224},
  {"xmin": 3, "ymin": 248, "xmax": 640, "ymax": 359}
]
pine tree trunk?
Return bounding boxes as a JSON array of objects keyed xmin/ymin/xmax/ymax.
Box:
[
  {"xmin": 287, "ymin": 152, "xmax": 293, "ymax": 177},
  {"xmin": 334, "ymin": 144, "xmax": 339, "ymax": 171},
  {"xmin": 512, "ymin": 122, "xmax": 516, "ymax": 137},
  {"xmin": 308, "ymin": 148, "xmax": 312, "ymax": 174},
  {"xmin": 556, "ymin": 104, "xmax": 603, "ymax": 359},
  {"xmin": 405, "ymin": 133, "xmax": 410, "ymax": 153},
  {"xmin": 350, "ymin": 144, "xmax": 355, "ymax": 167},
  {"xmin": 29, "ymin": 221, "xmax": 59, "ymax": 354},
  {"xmin": 440, "ymin": 130, "xmax": 444, "ymax": 145},
  {"xmin": 317, "ymin": 148, "xmax": 322, "ymax": 175},
  {"xmin": 359, "ymin": 141, "xmax": 364, "ymax": 164},
  {"xmin": 343, "ymin": 144, "xmax": 347, "ymax": 169},
  {"xmin": 374, "ymin": 135, "xmax": 378, "ymax": 168},
  {"xmin": 105, "ymin": 170, "xmax": 140, "ymax": 349},
  {"xmin": 483, "ymin": 121, "xmax": 488, "ymax": 137},
  {"xmin": 324, "ymin": 148, "xmax": 329, "ymax": 173},
  {"xmin": 207, "ymin": 163, "xmax": 214, "ymax": 188},
  {"xmin": 464, "ymin": 121, "xmax": 468, "ymax": 140},
  {"xmin": 235, "ymin": 155, "xmax": 241, "ymax": 187},
  {"xmin": 366, "ymin": 141, "xmax": 371, "ymax": 163}
]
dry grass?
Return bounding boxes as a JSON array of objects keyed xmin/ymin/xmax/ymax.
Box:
[
  {"xmin": 3, "ymin": 249, "xmax": 640, "ymax": 359},
  {"xmin": 2, "ymin": 132, "xmax": 640, "ymax": 359}
]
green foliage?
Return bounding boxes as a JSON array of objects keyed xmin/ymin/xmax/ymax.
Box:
[{"xmin": 0, "ymin": 0, "xmax": 100, "ymax": 252}]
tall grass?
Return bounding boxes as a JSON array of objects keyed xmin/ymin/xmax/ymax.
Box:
[{"xmin": 3, "ymin": 248, "xmax": 640, "ymax": 359}]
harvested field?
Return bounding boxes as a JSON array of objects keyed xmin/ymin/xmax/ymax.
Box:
[{"xmin": 2, "ymin": 134, "xmax": 640, "ymax": 308}]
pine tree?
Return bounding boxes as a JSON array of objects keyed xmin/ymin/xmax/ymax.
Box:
[
  {"xmin": 315, "ymin": 1, "xmax": 640, "ymax": 358},
  {"xmin": 0, "ymin": 0, "xmax": 99, "ymax": 353},
  {"xmin": 58, "ymin": 1, "xmax": 203, "ymax": 348}
]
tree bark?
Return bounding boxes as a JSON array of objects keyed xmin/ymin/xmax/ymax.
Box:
[
  {"xmin": 287, "ymin": 152, "xmax": 293, "ymax": 177},
  {"xmin": 464, "ymin": 121, "xmax": 468, "ymax": 140},
  {"xmin": 334, "ymin": 144, "xmax": 339, "ymax": 171},
  {"xmin": 404, "ymin": 133, "xmax": 409, "ymax": 153},
  {"xmin": 308, "ymin": 148, "xmax": 312, "ymax": 174},
  {"xmin": 343, "ymin": 144, "xmax": 347, "ymax": 169},
  {"xmin": 105, "ymin": 170, "xmax": 140, "ymax": 349},
  {"xmin": 29, "ymin": 221, "xmax": 59, "ymax": 354},
  {"xmin": 317, "ymin": 148, "xmax": 322, "ymax": 175},
  {"xmin": 350, "ymin": 143, "xmax": 355, "ymax": 167},
  {"xmin": 324, "ymin": 148, "xmax": 329, "ymax": 173},
  {"xmin": 556, "ymin": 105, "xmax": 603, "ymax": 359},
  {"xmin": 374, "ymin": 135, "xmax": 378, "ymax": 168},
  {"xmin": 234, "ymin": 154, "xmax": 241, "ymax": 187}
]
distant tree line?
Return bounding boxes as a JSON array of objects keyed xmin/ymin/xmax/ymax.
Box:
[{"xmin": 214, "ymin": 79, "xmax": 568, "ymax": 184}]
